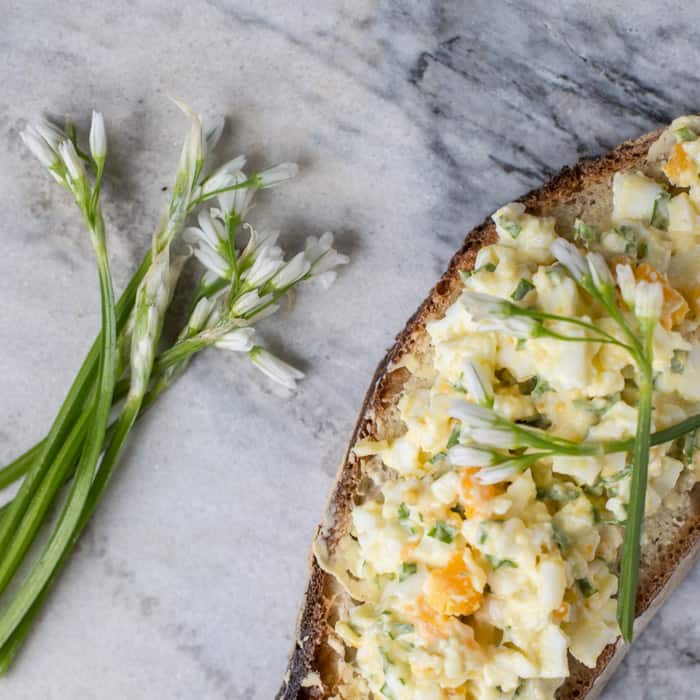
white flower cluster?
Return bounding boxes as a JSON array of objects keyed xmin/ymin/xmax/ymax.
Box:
[
  {"xmin": 182, "ymin": 153, "xmax": 348, "ymax": 389},
  {"xmin": 21, "ymin": 111, "xmax": 107, "ymax": 217}
]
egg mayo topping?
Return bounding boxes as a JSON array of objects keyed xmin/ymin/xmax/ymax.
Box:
[{"xmin": 317, "ymin": 117, "xmax": 700, "ymax": 700}]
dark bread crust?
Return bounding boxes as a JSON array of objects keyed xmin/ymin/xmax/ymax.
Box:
[{"xmin": 279, "ymin": 129, "xmax": 700, "ymax": 700}]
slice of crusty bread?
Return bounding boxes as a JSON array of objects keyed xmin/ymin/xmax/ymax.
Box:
[{"xmin": 279, "ymin": 129, "xmax": 700, "ymax": 700}]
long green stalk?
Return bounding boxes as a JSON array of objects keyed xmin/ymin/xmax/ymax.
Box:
[
  {"xmin": 0, "ymin": 233, "xmax": 117, "ymax": 647},
  {"xmin": 0, "ymin": 402, "xmax": 140, "ymax": 674},
  {"xmin": 616, "ymin": 329, "xmax": 654, "ymax": 641},
  {"xmin": 0, "ymin": 411, "xmax": 91, "ymax": 596},
  {"xmin": 0, "ymin": 252, "xmax": 151, "ymax": 550}
]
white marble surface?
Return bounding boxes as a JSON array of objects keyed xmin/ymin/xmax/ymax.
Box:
[{"xmin": 1, "ymin": 1, "xmax": 698, "ymax": 698}]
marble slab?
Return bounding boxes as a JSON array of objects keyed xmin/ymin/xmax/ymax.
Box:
[{"xmin": 1, "ymin": 1, "xmax": 698, "ymax": 698}]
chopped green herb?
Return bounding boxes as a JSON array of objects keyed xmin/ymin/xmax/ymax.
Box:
[
  {"xmin": 497, "ymin": 215, "xmax": 522, "ymax": 239},
  {"xmin": 428, "ymin": 521, "xmax": 457, "ymax": 544},
  {"xmin": 446, "ymin": 426, "xmax": 460, "ymax": 449},
  {"xmin": 650, "ymin": 191, "xmax": 670, "ymax": 231},
  {"xmin": 392, "ymin": 623, "xmax": 414, "ymax": 637},
  {"xmin": 531, "ymin": 376, "xmax": 553, "ymax": 399},
  {"xmin": 576, "ymin": 577, "xmax": 598, "ymax": 598},
  {"xmin": 486, "ymin": 555, "xmax": 518, "ymax": 570},
  {"xmin": 552, "ymin": 523, "xmax": 571, "ymax": 552},
  {"xmin": 574, "ymin": 219, "xmax": 598, "ymax": 246},
  {"xmin": 479, "ymin": 261, "xmax": 498, "ymax": 273},
  {"xmin": 459, "ymin": 269, "xmax": 473, "ymax": 284},
  {"xmin": 429, "ymin": 451, "xmax": 447, "ymax": 464},
  {"xmin": 671, "ymin": 349, "xmax": 688, "ymax": 374},
  {"xmin": 398, "ymin": 502, "xmax": 410, "ymax": 520},
  {"xmin": 478, "ymin": 523, "xmax": 488, "ymax": 544},
  {"xmin": 516, "ymin": 338, "xmax": 527, "ymax": 351},
  {"xmin": 451, "ymin": 382, "xmax": 468, "ymax": 394},
  {"xmin": 516, "ymin": 413, "xmax": 552, "ymax": 430},
  {"xmin": 511, "ymin": 277, "xmax": 535, "ymax": 301},
  {"xmin": 613, "ymin": 225, "xmax": 639, "ymax": 257},
  {"xmin": 379, "ymin": 647, "xmax": 394, "ymax": 667},
  {"xmin": 495, "ymin": 368, "xmax": 517, "ymax": 386},
  {"xmin": 450, "ymin": 503, "xmax": 466, "ymax": 519},
  {"xmin": 683, "ymin": 429, "xmax": 698, "ymax": 463},
  {"xmin": 676, "ymin": 126, "xmax": 697, "ymax": 142},
  {"xmin": 399, "ymin": 562, "xmax": 417, "ymax": 581},
  {"xmin": 518, "ymin": 376, "xmax": 537, "ymax": 394}
]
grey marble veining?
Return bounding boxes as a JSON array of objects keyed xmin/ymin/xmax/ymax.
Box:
[{"xmin": 1, "ymin": 1, "xmax": 698, "ymax": 698}]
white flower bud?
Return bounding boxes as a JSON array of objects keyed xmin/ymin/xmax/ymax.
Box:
[
  {"xmin": 462, "ymin": 360, "xmax": 494, "ymax": 407},
  {"xmin": 232, "ymin": 290, "xmax": 274, "ymax": 316},
  {"xmin": 552, "ymin": 238, "xmax": 588, "ymax": 282},
  {"xmin": 449, "ymin": 400, "xmax": 495, "ymax": 428},
  {"xmin": 474, "ymin": 462, "xmax": 522, "ymax": 485},
  {"xmin": 21, "ymin": 127, "xmax": 59, "ymax": 169},
  {"xmin": 447, "ymin": 445, "xmax": 494, "ymax": 467},
  {"xmin": 89, "ymin": 111, "xmax": 107, "ymax": 161},
  {"xmin": 242, "ymin": 245, "xmax": 284, "ymax": 288},
  {"xmin": 204, "ymin": 115, "xmax": 225, "ymax": 154},
  {"xmin": 616, "ymin": 264, "xmax": 636, "ymax": 309},
  {"xmin": 249, "ymin": 346, "xmax": 304, "ymax": 389},
  {"xmin": 270, "ymin": 252, "xmax": 311, "ymax": 290},
  {"xmin": 634, "ymin": 280, "xmax": 663, "ymax": 323},
  {"xmin": 33, "ymin": 119, "xmax": 64, "ymax": 150},
  {"xmin": 58, "ymin": 140, "xmax": 85, "ymax": 181},
  {"xmin": 470, "ymin": 428, "xmax": 519, "ymax": 449},
  {"xmin": 587, "ymin": 252, "xmax": 614, "ymax": 294},
  {"xmin": 256, "ymin": 162, "xmax": 298, "ymax": 188},
  {"xmin": 215, "ymin": 327, "xmax": 256, "ymax": 353}
]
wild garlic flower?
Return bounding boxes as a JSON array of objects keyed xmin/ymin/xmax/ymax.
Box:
[
  {"xmin": 129, "ymin": 250, "xmax": 186, "ymax": 399},
  {"xmin": 254, "ymin": 162, "xmax": 299, "ymax": 188},
  {"xmin": 239, "ymin": 225, "xmax": 280, "ymax": 267},
  {"xmin": 552, "ymin": 238, "xmax": 588, "ymax": 283},
  {"xmin": 171, "ymin": 99, "xmax": 205, "ymax": 199},
  {"xmin": 231, "ymin": 290, "xmax": 274, "ymax": 317},
  {"xmin": 214, "ymin": 327, "xmax": 257, "ymax": 353},
  {"xmin": 461, "ymin": 359, "xmax": 494, "ymax": 407},
  {"xmin": 634, "ymin": 280, "xmax": 663, "ymax": 323},
  {"xmin": 218, "ymin": 170, "xmax": 255, "ymax": 221},
  {"xmin": 270, "ymin": 252, "xmax": 310, "ymax": 290},
  {"xmin": 459, "ymin": 290, "xmax": 538, "ymax": 338},
  {"xmin": 241, "ymin": 243, "xmax": 284, "ymax": 288},
  {"xmin": 89, "ymin": 111, "xmax": 107, "ymax": 163},
  {"xmin": 586, "ymin": 252, "xmax": 615, "ymax": 297},
  {"xmin": 20, "ymin": 126, "xmax": 60, "ymax": 170},
  {"xmin": 449, "ymin": 400, "xmax": 497, "ymax": 429},
  {"xmin": 447, "ymin": 445, "xmax": 495, "ymax": 467},
  {"xmin": 304, "ymin": 232, "xmax": 350, "ymax": 289},
  {"xmin": 185, "ymin": 210, "xmax": 234, "ymax": 279},
  {"xmin": 248, "ymin": 346, "xmax": 304, "ymax": 390},
  {"xmin": 616, "ymin": 264, "xmax": 636, "ymax": 309},
  {"xmin": 474, "ymin": 461, "xmax": 524, "ymax": 485}
]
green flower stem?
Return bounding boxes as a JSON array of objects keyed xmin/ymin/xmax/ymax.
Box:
[
  {"xmin": 188, "ymin": 175, "xmax": 259, "ymax": 210},
  {"xmin": 0, "ymin": 233, "xmax": 117, "ymax": 648},
  {"xmin": 518, "ymin": 307, "xmax": 629, "ymax": 348},
  {"xmin": 153, "ymin": 334, "xmax": 213, "ymax": 372},
  {"xmin": 0, "ymin": 411, "xmax": 91, "ymax": 596},
  {"xmin": 0, "ymin": 251, "xmax": 151, "ymax": 549},
  {"xmin": 617, "ymin": 326, "xmax": 655, "ymax": 642},
  {"xmin": 0, "ymin": 400, "xmax": 141, "ymax": 672},
  {"xmin": 0, "ymin": 443, "xmax": 44, "ymax": 491}
]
